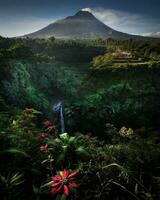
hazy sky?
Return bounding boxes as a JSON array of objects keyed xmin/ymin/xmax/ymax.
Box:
[{"xmin": 0, "ymin": 0, "xmax": 160, "ymax": 37}]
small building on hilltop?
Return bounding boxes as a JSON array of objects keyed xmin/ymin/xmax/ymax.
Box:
[{"xmin": 112, "ymin": 51, "xmax": 133, "ymax": 59}]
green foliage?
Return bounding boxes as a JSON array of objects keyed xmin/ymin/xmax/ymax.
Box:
[
  {"xmin": 47, "ymin": 133, "xmax": 89, "ymax": 169},
  {"xmin": 10, "ymin": 108, "xmax": 41, "ymax": 136},
  {"xmin": 1, "ymin": 61, "xmax": 49, "ymax": 109},
  {"xmin": 8, "ymin": 43, "xmax": 33, "ymax": 59},
  {"xmin": 0, "ymin": 36, "xmax": 160, "ymax": 199},
  {"xmin": 91, "ymin": 53, "xmax": 114, "ymax": 70},
  {"xmin": 0, "ymin": 108, "xmax": 160, "ymax": 199},
  {"xmin": 0, "ymin": 172, "xmax": 24, "ymax": 200},
  {"xmin": 73, "ymin": 134, "xmax": 160, "ymax": 200}
]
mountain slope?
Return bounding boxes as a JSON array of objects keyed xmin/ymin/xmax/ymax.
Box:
[{"xmin": 24, "ymin": 10, "xmax": 137, "ymax": 39}]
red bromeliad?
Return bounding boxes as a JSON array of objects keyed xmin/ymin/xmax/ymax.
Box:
[{"xmin": 51, "ymin": 169, "xmax": 78, "ymax": 196}]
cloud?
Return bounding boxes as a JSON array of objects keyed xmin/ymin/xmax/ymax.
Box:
[
  {"xmin": 142, "ymin": 32, "xmax": 160, "ymax": 38},
  {"xmin": 82, "ymin": 7, "xmax": 159, "ymax": 35},
  {"xmin": 81, "ymin": 8, "xmax": 92, "ymax": 13}
]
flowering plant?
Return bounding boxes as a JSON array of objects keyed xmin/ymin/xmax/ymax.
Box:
[
  {"xmin": 40, "ymin": 144, "xmax": 48, "ymax": 152},
  {"xmin": 50, "ymin": 169, "xmax": 78, "ymax": 196},
  {"xmin": 43, "ymin": 120, "xmax": 52, "ymax": 128}
]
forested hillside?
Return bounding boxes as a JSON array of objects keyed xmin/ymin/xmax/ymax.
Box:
[{"xmin": 1, "ymin": 36, "xmax": 160, "ymax": 131}]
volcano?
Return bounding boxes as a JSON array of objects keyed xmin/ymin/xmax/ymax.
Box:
[{"xmin": 24, "ymin": 10, "xmax": 140, "ymax": 39}]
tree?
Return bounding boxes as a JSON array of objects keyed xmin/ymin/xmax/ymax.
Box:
[
  {"xmin": 91, "ymin": 53, "xmax": 114, "ymax": 70},
  {"xmin": 9, "ymin": 43, "xmax": 33, "ymax": 59},
  {"xmin": 49, "ymin": 36, "xmax": 55, "ymax": 43}
]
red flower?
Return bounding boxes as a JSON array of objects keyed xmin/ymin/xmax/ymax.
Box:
[
  {"xmin": 23, "ymin": 108, "xmax": 33, "ymax": 114},
  {"xmin": 40, "ymin": 144, "xmax": 48, "ymax": 152},
  {"xmin": 37, "ymin": 133, "xmax": 46, "ymax": 140},
  {"xmin": 43, "ymin": 120, "xmax": 52, "ymax": 128},
  {"xmin": 51, "ymin": 169, "xmax": 78, "ymax": 196}
]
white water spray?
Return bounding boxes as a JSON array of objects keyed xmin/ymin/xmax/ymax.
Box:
[{"xmin": 53, "ymin": 101, "xmax": 65, "ymax": 133}]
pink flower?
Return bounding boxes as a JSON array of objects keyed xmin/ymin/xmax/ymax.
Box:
[
  {"xmin": 51, "ymin": 169, "xmax": 78, "ymax": 196},
  {"xmin": 43, "ymin": 120, "xmax": 52, "ymax": 128},
  {"xmin": 40, "ymin": 144, "xmax": 48, "ymax": 152}
]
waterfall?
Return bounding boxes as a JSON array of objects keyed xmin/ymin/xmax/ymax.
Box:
[
  {"xmin": 60, "ymin": 105, "xmax": 65, "ymax": 133},
  {"xmin": 53, "ymin": 101, "xmax": 65, "ymax": 133}
]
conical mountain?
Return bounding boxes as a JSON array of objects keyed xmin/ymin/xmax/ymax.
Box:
[{"xmin": 24, "ymin": 10, "xmax": 137, "ymax": 39}]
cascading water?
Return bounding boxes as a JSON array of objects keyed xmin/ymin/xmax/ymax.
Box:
[{"xmin": 53, "ymin": 101, "xmax": 65, "ymax": 133}]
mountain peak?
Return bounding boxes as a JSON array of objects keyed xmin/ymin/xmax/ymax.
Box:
[{"xmin": 74, "ymin": 10, "xmax": 95, "ymax": 19}]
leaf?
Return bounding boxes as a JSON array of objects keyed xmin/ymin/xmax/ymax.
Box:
[
  {"xmin": 135, "ymin": 183, "xmax": 138, "ymax": 194},
  {"xmin": 41, "ymin": 159, "xmax": 49, "ymax": 164},
  {"xmin": 111, "ymin": 181, "xmax": 140, "ymax": 200},
  {"xmin": 32, "ymin": 110, "xmax": 42, "ymax": 115},
  {"xmin": 103, "ymin": 163, "xmax": 125, "ymax": 171},
  {"xmin": 40, "ymin": 181, "xmax": 53, "ymax": 189},
  {"xmin": 76, "ymin": 146, "xmax": 88, "ymax": 157},
  {"xmin": 59, "ymin": 133, "xmax": 69, "ymax": 141},
  {"xmin": 69, "ymin": 136, "xmax": 75, "ymax": 143},
  {"xmin": 10, "ymin": 173, "xmax": 23, "ymax": 185},
  {"xmin": 60, "ymin": 194, "xmax": 67, "ymax": 200},
  {"xmin": 0, "ymin": 174, "xmax": 6, "ymax": 184},
  {"xmin": 0, "ymin": 148, "xmax": 29, "ymax": 158}
]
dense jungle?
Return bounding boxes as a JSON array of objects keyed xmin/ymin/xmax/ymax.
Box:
[{"xmin": 0, "ymin": 35, "xmax": 160, "ymax": 200}]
